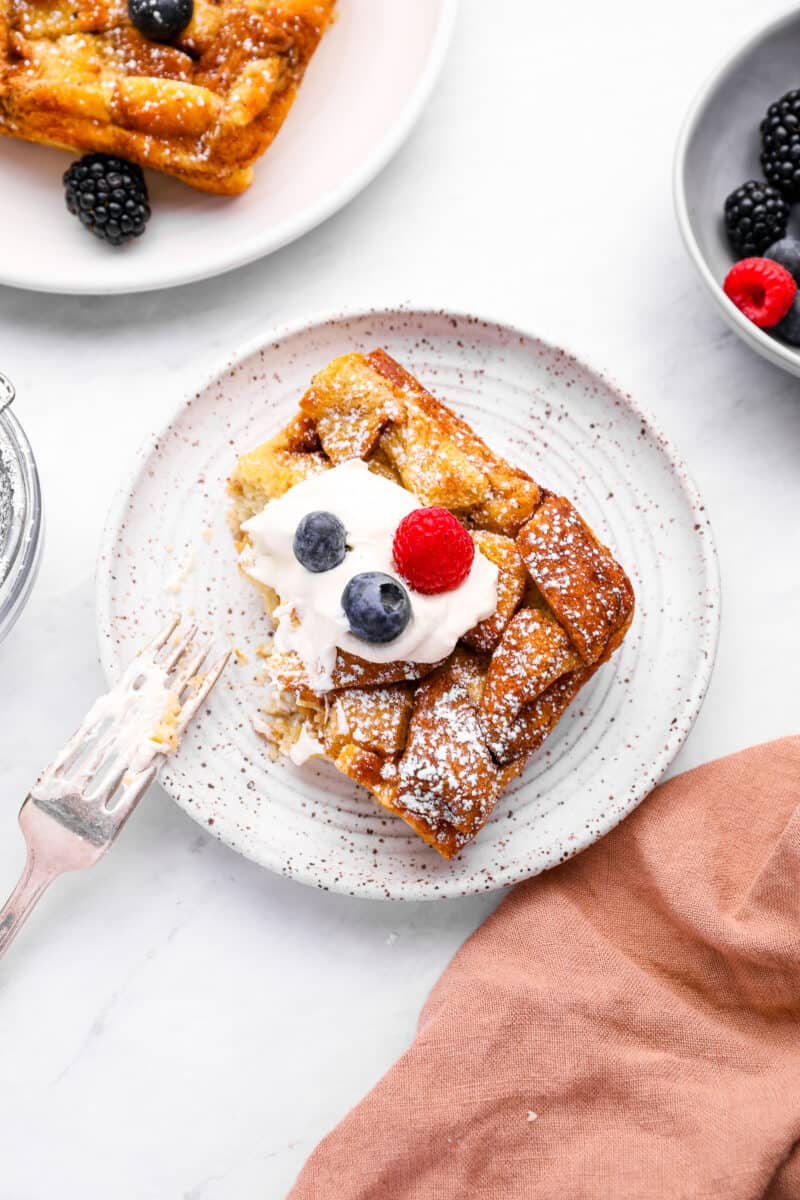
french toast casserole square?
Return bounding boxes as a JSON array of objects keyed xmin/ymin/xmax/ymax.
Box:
[
  {"xmin": 229, "ymin": 349, "xmax": 635, "ymax": 860},
  {"xmin": 0, "ymin": 0, "xmax": 334, "ymax": 193}
]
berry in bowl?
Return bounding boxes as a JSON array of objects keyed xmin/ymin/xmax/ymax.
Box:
[{"xmin": 675, "ymin": 8, "xmax": 800, "ymax": 376}]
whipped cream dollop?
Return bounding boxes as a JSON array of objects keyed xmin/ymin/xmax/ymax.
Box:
[{"xmin": 240, "ymin": 458, "xmax": 499, "ymax": 692}]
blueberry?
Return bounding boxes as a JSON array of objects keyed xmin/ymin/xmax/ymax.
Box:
[
  {"xmin": 765, "ymin": 237, "xmax": 800, "ymax": 283},
  {"xmin": 773, "ymin": 294, "xmax": 800, "ymax": 345},
  {"xmin": 342, "ymin": 572, "xmax": 411, "ymax": 644},
  {"xmin": 293, "ymin": 511, "xmax": 347, "ymax": 573},
  {"xmin": 128, "ymin": 0, "xmax": 193, "ymax": 41}
]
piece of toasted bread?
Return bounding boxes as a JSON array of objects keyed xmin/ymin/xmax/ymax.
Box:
[
  {"xmin": 229, "ymin": 350, "xmax": 635, "ymax": 859},
  {"xmin": 0, "ymin": 0, "xmax": 334, "ymax": 194}
]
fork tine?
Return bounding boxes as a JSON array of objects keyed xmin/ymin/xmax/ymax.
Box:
[
  {"xmin": 107, "ymin": 762, "xmax": 160, "ymax": 817},
  {"xmin": 159, "ymin": 624, "xmax": 198, "ymax": 674},
  {"xmin": 38, "ymin": 630, "xmax": 229, "ymax": 830},
  {"xmin": 48, "ymin": 700, "xmax": 115, "ymax": 778},
  {"xmin": 99, "ymin": 648, "xmax": 228, "ymax": 806},
  {"xmin": 71, "ymin": 727, "xmax": 122, "ymax": 792},
  {"xmin": 139, "ymin": 615, "xmax": 181, "ymax": 661},
  {"xmin": 175, "ymin": 650, "xmax": 231, "ymax": 738},
  {"xmin": 82, "ymin": 637, "xmax": 214, "ymax": 796},
  {"xmin": 169, "ymin": 638, "xmax": 213, "ymax": 699},
  {"xmin": 86, "ymin": 759, "xmax": 129, "ymax": 808},
  {"xmin": 51, "ymin": 618, "xmax": 183, "ymax": 779},
  {"xmin": 45, "ymin": 625, "xmax": 184, "ymax": 785},
  {"xmin": 48, "ymin": 720, "xmax": 101, "ymax": 778}
]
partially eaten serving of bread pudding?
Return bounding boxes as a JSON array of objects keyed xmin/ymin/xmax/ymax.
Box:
[{"xmin": 228, "ymin": 349, "xmax": 635, "ymax": 860}]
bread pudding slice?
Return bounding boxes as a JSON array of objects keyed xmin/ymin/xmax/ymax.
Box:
[
  {"xmin": 229, "ymin": 350, "xmax": 635, "ymax": 860},
  {"xmin": 0, "ymin": 0, "xmax": 334, "ymax": 194}
]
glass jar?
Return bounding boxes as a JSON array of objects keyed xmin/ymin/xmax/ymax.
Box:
[{"xmin": 0, "ymin": 374, "xmax": 43, "ymax": 643}]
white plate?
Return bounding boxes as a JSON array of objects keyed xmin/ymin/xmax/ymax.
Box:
[
  {"xmin": 96, "ymin": 308, "xmax": 720, "ymax": 900},
  {"xmin": 0, "ymin": 1, "xmax": 455, "ymax": 295}
]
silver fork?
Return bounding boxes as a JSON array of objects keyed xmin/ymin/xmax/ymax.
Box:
[{"xmin": 0, "ymin": 618, "xmax": 229, "ymax": 961}]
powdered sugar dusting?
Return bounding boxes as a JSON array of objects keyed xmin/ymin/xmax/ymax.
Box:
[{"xmin": 398, "ymin": 671, "xmax": 499, "ymax": 850}]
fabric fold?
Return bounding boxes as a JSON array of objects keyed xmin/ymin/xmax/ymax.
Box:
[{"xmin": 290, "ymin": 738, "xmax": 800, "ymax": 1200}]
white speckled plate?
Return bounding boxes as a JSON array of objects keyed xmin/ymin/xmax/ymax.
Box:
[
  {"xmin": 96, "ymin": 309, "xmax": 720, "ymax": 899},
  {"xmin": 0, "ymin": 0, "xmax": 455, "ymax": 295}
]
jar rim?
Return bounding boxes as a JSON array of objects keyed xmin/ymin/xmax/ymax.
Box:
[{"xmin": 0, "ymin": 406, "xmax": 43, "ymax": 642}]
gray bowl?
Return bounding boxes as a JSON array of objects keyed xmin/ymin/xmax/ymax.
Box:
[{"xmin": 674, "ymin": 6, "xmax": 800, "ymax": 377}]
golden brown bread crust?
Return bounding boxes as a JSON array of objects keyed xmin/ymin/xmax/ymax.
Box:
[
  {"xmin": 300, "ymin": 353, "xmax": 405, "ymax": 463},
  {"xmin": 462, "ymin": 531, "xmax": 528, "ymax": 654},
  {"xmin": 0, "ymin": 0, "xmax": 334, "ymax": 193},
  {"xmin": 269, "ymin": 648, "xmax": 442, "ymax": 700},
  {"xmin": 229, "ymin": 349, "xmax": 635, "ymax": 859},
  {"xmin": 365, "ymin": 349, "xmax": 542, "ymax": 536},
  {"xmin": 323, "ymin": 685, "xmax": 413, "ymax": 760},
  {"xmin": 516, "ymin": 493, "xmax": 635, "ymax": 665},
  {"xmin": 478, "ymin": 608, "xmax": 582, "ymax": 761}
]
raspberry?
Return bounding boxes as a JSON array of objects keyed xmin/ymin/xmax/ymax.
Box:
[
  {"xmin": 393, "ymin": 507, "xmax": 475, "ymax": 595},
  {"xmin": 723, "ymin": 257, "xmax": 797, "ymax": 328}
]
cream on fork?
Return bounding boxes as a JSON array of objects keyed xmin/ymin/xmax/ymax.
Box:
[{"xmin": 0, "ymin": 618, "xmax": 229, "ymax": 960}]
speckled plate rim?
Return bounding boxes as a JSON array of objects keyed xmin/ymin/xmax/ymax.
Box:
[
  {"xmin": 95, "ymin": 304, "xmax": 721, "ymax": 899},
  {"xmin": 673, "ymin": 3, "xmax": 800, "ymax": 378},
  {"xmin": 0, "ymin": 0, "xmax": 457, "ymax": 296}
]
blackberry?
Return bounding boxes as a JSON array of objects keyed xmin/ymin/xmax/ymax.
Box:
[
  {"xmin": 723, "ymin": 180, "xmax": 788, "ymax": 256},
  {"xmin": 63, "ymin": 154, "xmax": 151, "ymax": 246},
  {"xmin": 761, "ymin": 89, "xmax": 800, "ymax": 200}
]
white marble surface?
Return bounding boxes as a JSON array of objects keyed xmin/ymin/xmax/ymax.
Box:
[{"xmin": 1, "ymin": 1, "xmax": 799, "ymax": 1195}]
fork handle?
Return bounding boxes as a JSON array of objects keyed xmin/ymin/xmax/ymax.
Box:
[{"xmin": 0, "ymin": 851, "xmax": 60, "ymax": 961}]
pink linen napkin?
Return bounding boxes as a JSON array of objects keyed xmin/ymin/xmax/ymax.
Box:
[{"xmin": 290, "ymin": 737, "xmax": 800, "ymax": 1199}]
